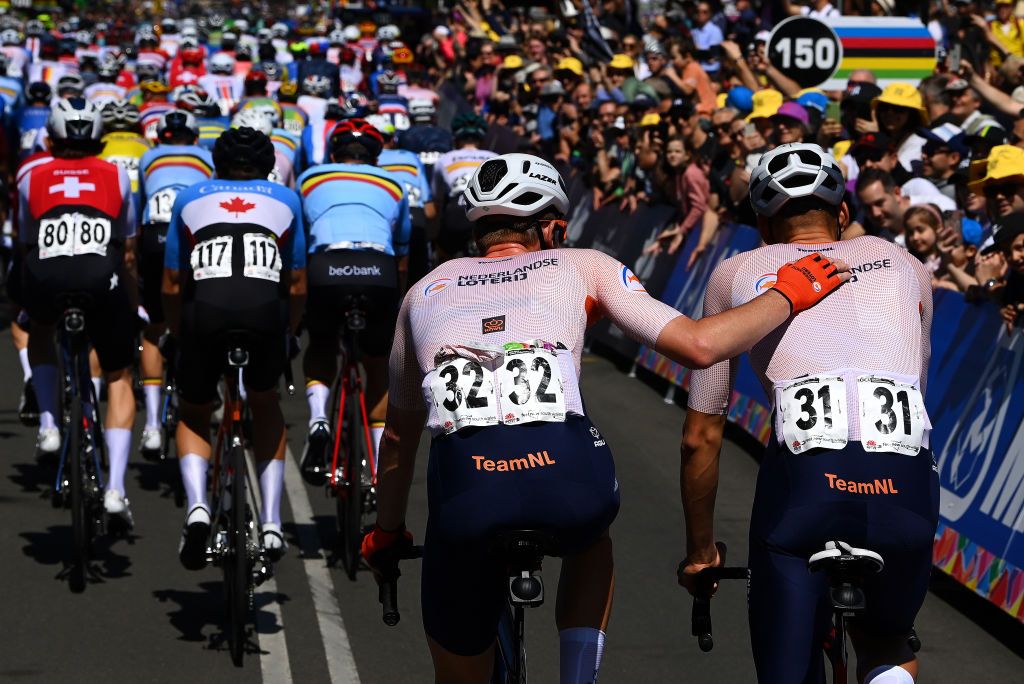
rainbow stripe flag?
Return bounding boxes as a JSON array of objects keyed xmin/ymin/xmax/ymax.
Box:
[{"xmin": 822, "ymin": 18, "xmax": 936, "ymax": 90}]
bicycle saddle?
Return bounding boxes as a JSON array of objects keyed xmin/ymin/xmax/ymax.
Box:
[{"xmin": 808, "ymin": 541, "xmax": 885, "ymax": 576}]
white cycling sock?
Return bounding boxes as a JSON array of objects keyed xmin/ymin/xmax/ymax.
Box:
[
  {"xmin": 91, "ymin": 376, "xmax": 102, "ymax": 402},
  {"xmin": 32, "ymin": 364, "xmax": 58, "ymax": 430},
  {"xmin": 370, "ymin": 423, "xmax": 385, "ymax": 467},
  {"xmin": 143, "ymin": 378, "xmax": 162, "ymax": 428},
  {"xmin": 306, "ymin": 381, "xmax": 329, "ymax": 425},
  {"xmin": 19, "ymin": 347, "xmax": 32, "ymax": 381},
  {"xmin": 105, "ymin": 428, "xmax": 131, "ymax": 495},
  {"xmin": 257, "ymin": 459, "xmax": 284, "ymax": 525},
  {"xmin": 179, "ymin": 453, "xmax": 209, "ymax": 510},
  {"xmin": 865, "ymin": 666, "xmax": 915, "ymax": 683},
  {"xmin": 559, "ymin": 627, "xmax": 605, "ymax": 684}
]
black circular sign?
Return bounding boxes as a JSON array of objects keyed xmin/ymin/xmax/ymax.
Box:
[{"xmin": 766, "ymin": 17, "xmax": 843, "ymax": 90}]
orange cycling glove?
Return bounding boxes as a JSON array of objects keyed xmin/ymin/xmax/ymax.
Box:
[{"xmin": 771, "ymin": 253, "xmax": 844, "ymax": 315}]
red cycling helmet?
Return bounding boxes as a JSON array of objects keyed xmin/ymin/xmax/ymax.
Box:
[
  {"xmin": 329, "ymin": 117, "xmax": 384, "ymax": 161},
  {"xmin": 181, "ymin": 47, "xmax": 203, "ymax": 65}
]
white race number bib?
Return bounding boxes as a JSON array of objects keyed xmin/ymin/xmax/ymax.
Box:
[
  {"xmin": 429, "ymin": 357, "xmax": 499, "ymax": 435},
  {"xmin": 38, "ymin": 214, "xmax": 112, "ymax": 259},
  {"xmin": 242, "ymin": 233, "xmax": 282, "ymax": 282},
  {"xmin": 497, "ymin": 347, "xmax": 566, "ymax": 425},
  {"xmin": 857, "ymin": 377, "xmax": 925, "ymax": 456},
  {"xmin": 779, "ymin": 375, "xmax": 848, "ymax": 454},
  {"xmin": 147, "ymin": 187, "xmax": 178, "ymax": 224},
  {"xmin": 191, "ymin": 235, "xmax": 233, "ymax": 280}
]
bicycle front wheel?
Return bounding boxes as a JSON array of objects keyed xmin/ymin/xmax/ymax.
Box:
[
  {"xmin": 68, "ymin": 397, "xmax": 88, "ymax": 593},
  {"xmin": 225, "ymin": 442, "xmax": 249, "ymax": 666},
  {"xmin": 337, "ymin": 385, "xmax": 366, "ymax": 580}
]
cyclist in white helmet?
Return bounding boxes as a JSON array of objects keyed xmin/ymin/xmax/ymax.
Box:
[
  {"xmin": 362, "ymin": 151, "xmax": 850, "ymax": 683},
  {"xmin": 679, "ymin": 143, "xmax": 937, "ymax": 684}
]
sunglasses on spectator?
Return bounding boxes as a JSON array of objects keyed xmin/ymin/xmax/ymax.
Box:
[
  {"xmin": 713, "ymin": 121, "xmax": 736, "ymax": 132},
  {"xmin": 876, "ymin": 103, "xmax": 909, "ymax": 115},
  {"xmin": 623, "ymin": 41, "xmax": 638, "ymax": 49},
  {"xmin": 985, "ymin": 183, "xmax": 1022, "ymax": 198},
  {"xmin": 922, "ymin": 146, "xmax": 951, "ymax": 157},
  {"xmin": 775, "ymin": 116, "xmax": 803, "ymax": 128},
  {"xmin": 531, "ymin": 75, "xmax": 552, "ymax": 85},
  {"xmin": 853, "ymin": 149, "xmax": 886, "ymax": 163}
]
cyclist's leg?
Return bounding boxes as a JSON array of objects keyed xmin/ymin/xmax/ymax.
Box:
[
  {"xmin": 849, "ymin": 448, "xmax": 939, "ymax": 684},
  {"xmin": 245, "ymin": 333, "xmax": 288, "ymax": 553},
  {"xmin": 556, "ymin": 530, "xmax": 613, "ymax": 684},
  {"xmin": 88, "ymin": 349, "xmax": 102, "ymax": 404},
  {"xmin": 140, "ymin": 323, "xmax": 165, "ymax": 437},
  {"xmin": 302, "ymin": 265, "xmax": 339, "ymax": 427},
  {"xmin": 747, "ymin": 439, "xmax": 832, "ymax": 684},
  {"xmin": 26, "ymin": 320, "xmax": 58, "ymax": 435},
  {"xmin": 174, "ymin": 334, "xmax": 222, "ymax": 512},
  {"xmin": 12, "ymin": 317, "xmax": 30, "ymax": 383},
  {"xmin": 102, "ymin": 366, "xmax": 135, "ymax": 496},
  {"xmin": 354, "ymin": 258, "xmax": 399, "ymax": 461}
]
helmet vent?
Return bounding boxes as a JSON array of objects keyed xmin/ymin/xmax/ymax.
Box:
[
  {"xmin": 522, "ymin": 159, "xmax": 531, "ymax": 174},
  {"xmin": 512, "ymin": 191, "xmax": 543, "ymax": 206},
  {"xmin": 477, "ymin": 159, "xmax": 509, "ymax": 192}
]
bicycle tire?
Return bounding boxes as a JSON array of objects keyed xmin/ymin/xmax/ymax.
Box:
[
  {"xmin": 338, "ymin": 379, "xmax": 365, "ymax": 580},
  {"xmin": 68, "ymin": 397, "xmax": 87, "ymax": 593},
  {"xmin": 225, "ymin": 441, "xmax": 249, "ymax": 666}
]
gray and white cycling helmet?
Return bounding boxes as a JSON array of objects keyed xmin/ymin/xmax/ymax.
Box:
[
  {"xmin": 209, "ymin": 52, "xmax": 236, "ymax": 75},
  {"xmin": 748, "ymin": 143, "xmax": 845, "ymax": 217},
  {"xmin": 343, "ymin": 25, "xmax": 361, "ymax": 42},
  {"xmin": 231, "ymin": 108, "xmax": 273, "ymax": 136},
  {"xmin": 48, "ymin": 97, "xmax": 104, "ymax": 143},
  {"xmin": 463, "ymin": 153, "xmax": 570, "ymax": 221},
  {"xmin": 376, "ymin": 24, "xmax": 400, "ymax": 41}
]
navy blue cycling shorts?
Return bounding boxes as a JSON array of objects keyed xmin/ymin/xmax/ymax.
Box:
[
  {"xmin": 747, "ymin": 435, "xmax": 939, "ymax": 684},
  {"xmin": 421, "ymin": 415, "xmax": 620, "ymax": 656}
]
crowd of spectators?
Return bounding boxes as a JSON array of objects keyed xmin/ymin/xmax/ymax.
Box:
[{"xmin": 427, "ymin": 0, "xmax": 1024, "ymax": 330}]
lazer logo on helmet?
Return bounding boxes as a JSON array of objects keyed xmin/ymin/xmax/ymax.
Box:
[
  {"xmin": 529, "ymin": 172, "xmax": 556, "ymax": 184},
  {"xmin": 329, "ymin": 264, "xmax": 382, "ymax": 277}
]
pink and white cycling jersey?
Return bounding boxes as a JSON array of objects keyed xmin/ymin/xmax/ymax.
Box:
[
  {"xmin": 687, "ymin": 236, "xmax": 933, "ymax": 443},
  {"xmin": 389, "ymin": 248, "xmax": 682, "ymax": 434}
]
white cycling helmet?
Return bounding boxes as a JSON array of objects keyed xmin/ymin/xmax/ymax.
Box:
[
  {"xmin": 376, "ymin": 24, "xmax": 400, "ymax": 41},
  {"xmin": 49, "ymin": 97, "xmax": 104, "ymax": 143},
  {"xmin": 301, "ymin": 73, "xmax": 331, "ymax": 97},
  {"xmin": 748, "ymin": 143, "xmax": 845, "ymax": 218},
  {"xmin": 271, "ymin": 22, "xmax": 289, "ymax": 39},
  {"xmin": 1, "ymin": 28, "xmax": 21, "ymax": 45},
  {"xmin": 343, "ymin": 25, "xmax": 360, "ymax": 42},
  {"xmin": 329, "ymin": 28, "xmax": 346, "ymax": 45},
  {"xmin": 463, "ymin": 154, "xmax": 570, "ymax": 221},
  {"xmin": 56, "ymin": 73, "xmax": 86, "ymax": 96},
  {"xmin": 232, "ymin": 108, "xmax": 273, "ymax": 135},
  {"xmin": 209, "ymin": 52, "xmax": 236, "ymax": 75}
]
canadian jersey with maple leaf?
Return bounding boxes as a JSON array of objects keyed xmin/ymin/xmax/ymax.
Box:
[
  {"xmin": 296, "ymin": 162, "xmax": 411, "ymax": 256},
  {"xmin": 138, "ymin": 144, "xmax": 215, "ymax": 225},
  {"xmin": 164, "ymin": 179, "xmax": 306, "ymax": 308}
]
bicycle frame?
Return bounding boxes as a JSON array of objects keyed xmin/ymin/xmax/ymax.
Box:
[
  {"xmin": 328, "ymin": 324, "xmax": 377, "ymax": 492},
  {"xmin": 54, "ymin": 308, "xmax": 105, "ymax": 497}
]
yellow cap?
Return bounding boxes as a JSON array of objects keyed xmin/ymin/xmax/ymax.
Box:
[
  {"xmin": 716, "ymin": 92, "xmax": 728, "ymax": 109},
  {"xmin": 609, "ymin": 53, "xmax": 635, "ymax": 70},
  {"xmin": 502, "ymin": 54, "xmax": 524, "ymax": 70},
  {"xmin": 832, "ymin": 139, "xmax": 852, "ymax": 160},
  {"xmin": 556, "ymin": 57, "xmax": 584, "ymax": 77},
  {"xmin": 968, "ymin": 144, "xmax": 1024, "ymax": 190},
  {"xmin": 872, "ymin": 82, "xmax": 929, "ymax": 124},
  {"xmin": 640, "ymin": 113, "xmax": 661, "ymax": 126},
  {"xmin": 746, "ymin": 89, "xmax": 783, "ymax": 121}
]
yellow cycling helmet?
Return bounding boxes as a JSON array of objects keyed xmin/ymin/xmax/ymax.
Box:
[
  {"xmin": 277, "ymin": 80, "xmax": 298, "ymax": 98},
  {"xmin": 140, "ymin": 80, "xmax": 170, "ymax": 95}
]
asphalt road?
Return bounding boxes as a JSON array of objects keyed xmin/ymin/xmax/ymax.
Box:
[{"xmin": 0, "ymin": 338, "xmax": 1020, "ymax": 683}]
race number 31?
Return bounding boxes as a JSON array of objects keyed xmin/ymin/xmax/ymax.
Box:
[{"xmin": 767, "ymin": 17, "xmax": 843, "ymax": 89}]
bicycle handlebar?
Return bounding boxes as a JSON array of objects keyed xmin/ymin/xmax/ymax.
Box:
[
  {"xmin": 686, "ymin": 566, "xmax": 748, "ymax": 653},
  {"xmin": 377, "ymin": 544, "xmax": 424, "ymax": 627}
]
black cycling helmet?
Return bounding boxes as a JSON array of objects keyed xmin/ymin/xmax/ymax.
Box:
[
  {"xmin": 213, "ymin": 126, "xmax": 276, "ymax": 179},
  {"xmin": 329, "ymin": 118, "xmax": 384, "ymax": 163},
  {"xmin": 27, "ymin": 81, "xmax": 52, "ymax": 104},
  {"xmin": 451, "ymin": 112, "xmax": 487, "ymax": 141}
]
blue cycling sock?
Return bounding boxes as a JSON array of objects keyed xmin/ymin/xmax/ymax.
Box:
[
  {"xmin": 32, "ymin": 364, "xmax": 58, "ymax": 430},
  {"xmin": 865, "ymin": 665, "xmax": 915, "ymax": 683},
  {"xmin": 559, "ymin": 627, "xmax": 605, "ymax": 684}
]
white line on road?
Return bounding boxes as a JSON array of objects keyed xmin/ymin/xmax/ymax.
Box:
[
  {"xmin": 283, "ymin": 446, "xmax": 362, "ymax": 683},
  {"xmin": 246, "ymin": 452, "xmax": 295, "ymax": 683}
]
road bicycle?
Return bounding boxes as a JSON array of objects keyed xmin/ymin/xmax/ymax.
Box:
[
  {"xmin": 206, "ymin": 335, "xmax": 273, "ymax": 666},
  {"xmin": 324, "ymin": 294, "xmax": 378, "ymax": 580},
  {"xmin": 379, "ymin": 529, "xmax": 555, "ymax": 684},
  {"xmin": 53, "ymin": 294, "xmax": 109, "ymax": 593},
  {"xmin": 689, "ymin": 541, "xmax": 921, "ymax": 682}
]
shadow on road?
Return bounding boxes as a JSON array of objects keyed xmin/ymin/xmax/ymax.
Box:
[
  {"xmin": 130, "ymin": 460, "xmax": 183, "ymax": 507},
  {"xmin": 153, "ymin": 581, "xmax": 290, "ymax": 658},
  {"xmin": 20, "ymin": 525, "xmax": 134, "ymax": 589},
  {"xmin": 8, "ymin": 453, "xmax": 59, "ymax": 495}
]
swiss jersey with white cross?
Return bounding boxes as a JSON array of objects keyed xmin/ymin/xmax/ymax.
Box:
[{"xmin": 17, "ymin": 155, "xmax": 136, "ymax": 247}]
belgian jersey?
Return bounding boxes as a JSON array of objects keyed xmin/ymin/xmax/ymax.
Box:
[
  {"xmin": 138, "ymin": 144, "xmax": 215, "ymax": 225},
  {"xmin": 378, "ymin": 148, "xmax": 432, "ymax": 209}
]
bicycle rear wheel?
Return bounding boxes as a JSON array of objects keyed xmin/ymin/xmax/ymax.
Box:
[
  {"xmin": 224, "ymin": 441, "xmax": 249, "ymax": 666},
  {"xmin": 68, "ymin": 397, "xmax": 88, "ymax": 593},
  {"xmin": 337, "ymin": 380, "xmax": 366, "ymax": 580}
]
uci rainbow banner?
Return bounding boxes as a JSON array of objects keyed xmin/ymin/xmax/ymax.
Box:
[{"xmin": 823, "ymin": 17, "xmax": 937, "ymax": 90}]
